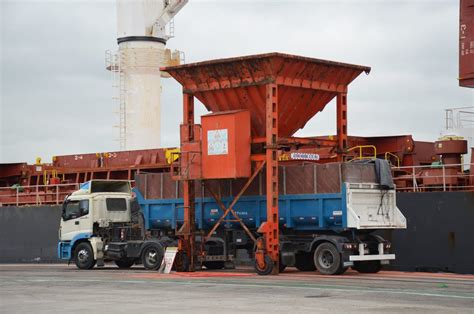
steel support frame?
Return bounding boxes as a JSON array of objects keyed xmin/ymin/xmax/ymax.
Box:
[
  {"xmin": 178, "ymin": 91, "xmax": 196, "ymax": 272},
  {"xmin": 260, "ymin": 83, "xmax": 280, "ymax": 274},
  {"xmin": 203, "ymin": 161, "xmax": 265, "ymax": 244},
  {"xmin": 336, "ymin": 93, "xmax": 348, "ymax": 161}
]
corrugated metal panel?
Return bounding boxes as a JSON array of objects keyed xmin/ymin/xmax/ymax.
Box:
[{"xmin": 135, "ymin": 162, "xmax": 378, "ymax": 200}]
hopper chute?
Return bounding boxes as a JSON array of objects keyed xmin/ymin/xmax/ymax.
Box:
[{"xmin": 162, "ymin": 52, "xmax": 370, "ymax": 137}]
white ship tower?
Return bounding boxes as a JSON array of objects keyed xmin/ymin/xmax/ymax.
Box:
[{"xmin": 107, "ymin": 0, "xmax": 187, "ymax": 150}]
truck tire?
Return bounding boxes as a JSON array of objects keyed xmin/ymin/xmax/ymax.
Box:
[
  {"xmin": 174, "ymin": 251, "xmax": 190, "ymax": 272},
  {"xmin": 141, "ymin": 243, "xmax": 164, "ymax": 270},
  {"xmin": 353, "ymin": 261, "xmax": 382, "ymax": 273},
  {"xmin": 295, "ymin": 252, "xmax": 316, "ymax": 271},
  {"xmin": 74, "ymin": 242, "xmax": 96, "ymax": 270},
  {"xmin": 254, "ymin": 255, "xmax": 274, "ymax": 276},
  {"xmin": 203, "ymin": 261, "xmax": 225, "ymax": 270},
  {"xmin": 279, "ymin": 254, "xmax": 287, "ymax": 273},
  {"xmin": 313, "ymin": 242, "xmax": 345, "ymax": 275},
  {"xmin": 115, "ymin": 258, "xmax": 135, "ymax": 269}
]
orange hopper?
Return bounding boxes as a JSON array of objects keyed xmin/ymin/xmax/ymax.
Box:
[
  {"xmin": 163, "ymin": 52, "xmax": 370, "ymax": 137},
  {"xmin": 162, "ymin": 52, "xmax": 370, "ymax": 274}
]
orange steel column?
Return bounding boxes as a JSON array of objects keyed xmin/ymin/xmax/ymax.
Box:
[
  {"xmin": 180, "ymin": 92, "xmax": 196, "ymax": 271},
  {"xmin": 336, "ymin": 93, "xmax": 348, "ymax": 161},
  {"xmin": 265, "ymin": 83, "xmax": 279, "ymax": 274},
  {"xmin": 182, "ymin": 180, "xmax": 195, "ymax": 271}
]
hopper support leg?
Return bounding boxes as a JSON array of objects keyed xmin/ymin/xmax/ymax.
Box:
[
  {"xmin": 337, "ymin": 93, "xmax": 348, "ymax": 161},
  {"xmin": 263, "ymin": 83, "xmax": 280, "ymax": 274},
  {"xmin": 177, "ymin": 92, "xmax": 196, "ymax": 271}
]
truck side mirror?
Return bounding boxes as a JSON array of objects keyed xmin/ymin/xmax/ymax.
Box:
[
  {"xmin": 61, "ymin": 200, "xmax": 68, "ymax": 220},
  {"xmin": 80, "ymin": 207, "xmax": 89, "ymax": 216},
  {"xmin": 79, "ymin": 200, "xmax": 89, "ymax": 216}
]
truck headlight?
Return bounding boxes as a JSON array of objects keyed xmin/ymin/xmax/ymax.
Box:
[{"xmin": 104, "ymin": 245, "xmax": 109, "ymax": 251}]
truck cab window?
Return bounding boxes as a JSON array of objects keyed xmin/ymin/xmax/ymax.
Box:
[
  {"xmin": 106, "ymin": 198, "xmax": 127, "ymax": 211},
  {"xmin": 63, "ymin": 200, "xmax": 89, "ymax": 221},
  {"xmin": 79, "ymin": 199, "xmax": 89, "ymax": 216}
]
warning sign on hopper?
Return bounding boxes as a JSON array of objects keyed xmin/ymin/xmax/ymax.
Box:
[{"xmin": 207, "ymin": 129, "xmax": 228, "ymax": 155}]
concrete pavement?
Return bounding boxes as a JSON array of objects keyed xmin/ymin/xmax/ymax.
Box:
[{"xmin": 1, "ymin": 264, "xmax": 473, "ymax": 313}]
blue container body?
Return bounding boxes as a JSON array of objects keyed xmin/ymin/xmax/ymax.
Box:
[{"xmin": 134, "ymin": 186, "xmax": 348, "ymax": 232}]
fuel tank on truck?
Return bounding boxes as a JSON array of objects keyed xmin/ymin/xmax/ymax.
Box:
[{"xmin": 134, "ymin": 162, "xmax": 406, "ymax": 232}]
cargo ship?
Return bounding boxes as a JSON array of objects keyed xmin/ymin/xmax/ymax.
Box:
[{"xmin": 0, "ymin": 0, "xmax": 473, "ymax": 274}]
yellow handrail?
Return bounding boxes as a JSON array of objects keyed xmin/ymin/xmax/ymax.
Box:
[
  {"xmin": 346, "ymin": 145, "xmax": 377, "ymax": 161},
  {"xmin": 43, "ymin": 170, "xmax": 49, "ymax": 186},
  {"xmin": 384, "ymin": 152, "xmax": 400, "ymax": 168},
  {"xmin": 43, "ymin": 169, "xmax": 59, "ymax": 185}
]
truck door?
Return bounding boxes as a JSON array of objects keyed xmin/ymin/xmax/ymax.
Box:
[{"xmin": 60, "ymin": 199, "xmax": 91, "ymax": 241}]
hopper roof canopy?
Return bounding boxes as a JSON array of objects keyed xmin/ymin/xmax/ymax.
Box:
[{"xmin": 162, "ymin": 52, "xmax": 370, "ymax": 137}]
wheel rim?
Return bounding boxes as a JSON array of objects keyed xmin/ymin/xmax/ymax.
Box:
[
  {"xmin": 146, "ymin": 249, "xmax": 158, "ymax": 265},
  {"xmin": 255, "ymin": 255, "xmax": 273, "ymax": 274},
  {"xmin": 256, "ymin": 262, "xmax": 266, "ymax": 271},
  {"xmin": 77, "ymin": 249, "xmax": 89, "ymax": 264},
  {"xmin": 318, "ymin": 250, "xmax": 334, "ymax": 269}
]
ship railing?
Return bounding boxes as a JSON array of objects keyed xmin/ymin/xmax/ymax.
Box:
[
  {"xmin": 0, "ymin": 183, "xmax": 82, "ymax": 207},
  {"xmin": 391, "ymin": 162, "xmax": 474, "ymax": 192},
  {"xmin": 0, "ymin": 180, "xmax": 136, "ymax": 207}
]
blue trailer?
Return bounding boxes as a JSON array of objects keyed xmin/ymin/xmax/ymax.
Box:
[{"xmin": 134, "ymin": 181, "xmax": 406, "ymax": 275}]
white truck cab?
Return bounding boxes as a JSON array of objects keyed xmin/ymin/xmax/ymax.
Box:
[
  {"xmin": 58, "ymin": 180, "xmax": 163, "ymax": 270},
  {"xmin": 60, "ymin": 184, "xmax": 132, "ymax": 241},
  {"xmin": 58, "ymin": 180, "xmax": 227, "ymax": 271}
]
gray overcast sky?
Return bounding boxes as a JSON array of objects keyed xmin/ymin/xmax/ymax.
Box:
[{"xmin": 1, "ymin": 0, "xmax": 473, "ymax": 163}]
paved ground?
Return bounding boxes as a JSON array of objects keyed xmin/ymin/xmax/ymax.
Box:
[{"xmin": 0, "ymin": 264, "xmax": 473, "ymax": 313}]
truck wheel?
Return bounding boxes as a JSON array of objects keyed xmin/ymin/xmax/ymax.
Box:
[
  {"xmin": 203, "ymin": 261, "xmax": 225, "ymax": 270},
  {"xmin": 115, "ymin": 258, "xmax": 135, "ymax": 269},
  {"xmin": 141, "ymin": 243, "xmax": 164, "ymax": 270},
  {"xmin": 278, "ymin": 254, "xmax": 287, "ymax": 273},
  {"xmin": 174, "ymin": 251, "xmax": 190, "ymax": 272},
  {"xmin": 74, "ymin": 242, "xmax": 96, "ymax": 270},
  {"xmin": 353, "ymin": 261, "xmax": 382, "ymax": 273},
  {"xmin": 254, "ymin": 255, "xmax": 274, "ymax": 276},
  {"xmin": 313, "ymin": 242, "xmax": 343, "ymax": 275},
  {"xmin": 295, "ymin": 252, "xmax": 316, "ymax": 271}
]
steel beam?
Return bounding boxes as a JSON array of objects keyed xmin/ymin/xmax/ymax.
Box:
[
  {"xmin": 182, "ymin": 77, "xmax": 347, "ymax": 94},
  {"xmin": 336, "ymin": 93, "xmax": 348, "ymax": 161},
  {"xmin": 178, "ymin": 91, "xmax": 196, "ymax": 271},
  {"xmin": 265, "ymin": 83, "xmax": 280, "ymax": 274}
]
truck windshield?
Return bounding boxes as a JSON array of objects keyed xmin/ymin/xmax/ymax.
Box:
[{"xmin": 63, "ymin": 200, "xmax": 89, "ymax": 221}]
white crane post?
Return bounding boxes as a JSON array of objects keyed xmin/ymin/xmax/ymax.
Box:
[{"xmin": 115, "ymin": 0, "xmax": 188, "ymax": 150}]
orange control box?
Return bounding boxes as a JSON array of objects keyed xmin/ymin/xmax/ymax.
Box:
[{"xmin": 201, "ymin": 110, "xmax": 251, "ymax": 179}]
